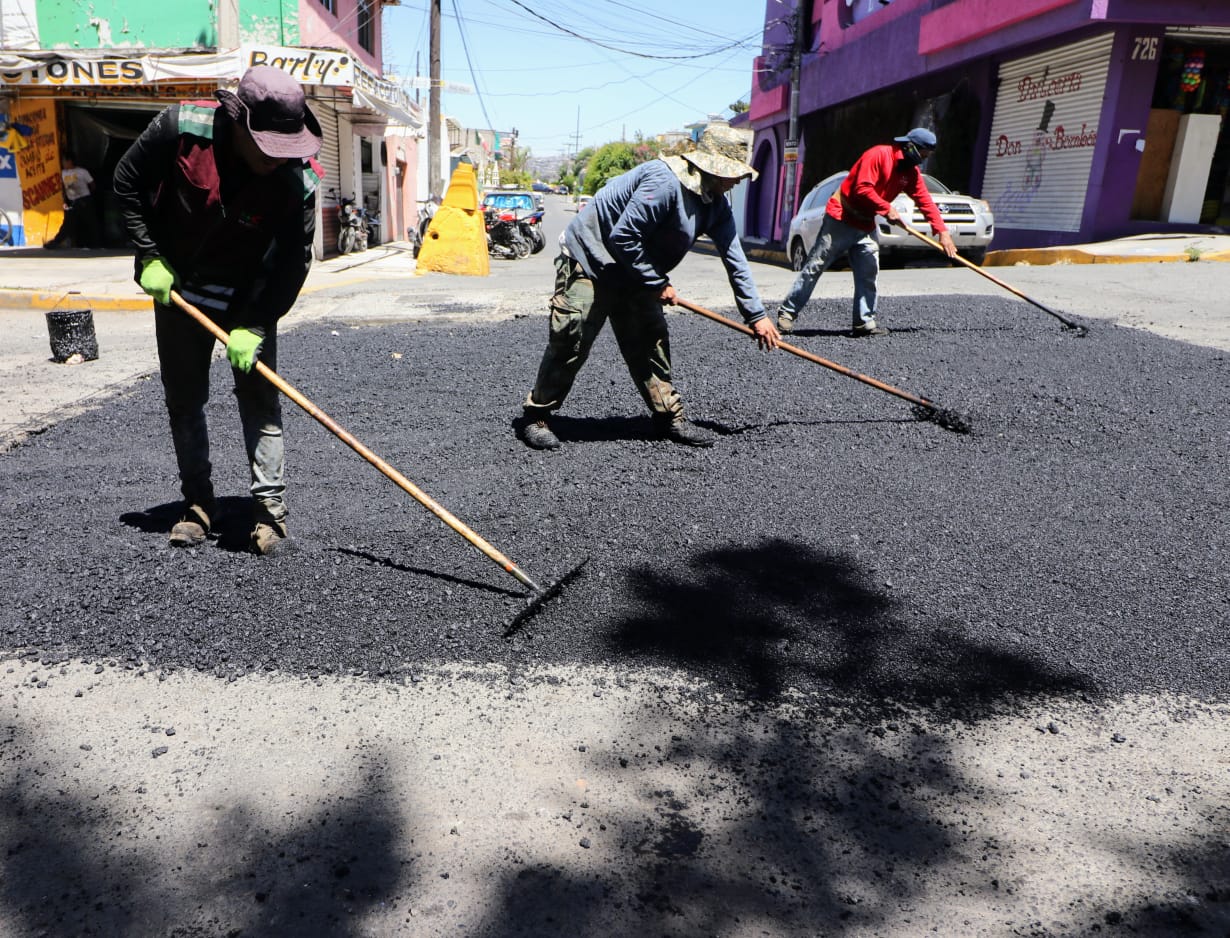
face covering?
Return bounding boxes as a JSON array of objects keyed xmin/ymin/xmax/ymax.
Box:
[{"xmin": 900, "ymin": 142, "xmax": 925, "ymax": 168}]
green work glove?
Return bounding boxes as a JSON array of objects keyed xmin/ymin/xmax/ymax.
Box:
[
  {"xmin": 139, "ymin": 257, "xmax": 177, "ymax": 306},
  {"xmin": 226, "ymin": 328, "xmax": 264, "ymax": 373}
]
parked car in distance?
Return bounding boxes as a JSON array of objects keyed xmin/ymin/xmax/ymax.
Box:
[
  {"xmin": 785, "ymin": 171, "xmax": 995, "ymax": 270},
  {"xmin": 574, "ymin": 194, "xmax": 592, "ymax": 213}
]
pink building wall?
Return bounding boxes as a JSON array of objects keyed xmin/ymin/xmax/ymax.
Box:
[{"xmin": 299, "ymin": 0, "xmax": 381, "ymax": 70}]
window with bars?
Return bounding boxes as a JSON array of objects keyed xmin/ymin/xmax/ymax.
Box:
[{"xmin": 317, "ymin": 0, "xmax": 336, "ymax": 15}]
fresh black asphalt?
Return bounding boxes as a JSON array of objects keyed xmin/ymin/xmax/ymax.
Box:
[{"xmin": 3, "ymin": 294, "xmax": 1228, "ymax": 713}]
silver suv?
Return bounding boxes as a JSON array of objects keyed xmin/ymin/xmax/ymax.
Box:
[{"xmin": 786, "ymin": 171, "xmax": 995, "ymax": 269}]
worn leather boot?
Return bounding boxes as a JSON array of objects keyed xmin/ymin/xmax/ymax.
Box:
[
  {"xmin": 251, "ymin": 518, "xmax": 290, "ymax": 556},
  {"xmin": 851, "ymin": 321, "xmax": 889, "ymax": 337},
  {"xmin": 777, "ymin": 311, "xmax": 796, "ymax": 335},
  {"xmin": 654, "ymin": 415, "xmax": 715, "ymax": 448},
  {"xmin": 518, "ymin": 411, "xmax": 561, "ymax": 450},
  {"xmin": 168, "ymin": 503, "xmax": 213, "ymax": 548}
]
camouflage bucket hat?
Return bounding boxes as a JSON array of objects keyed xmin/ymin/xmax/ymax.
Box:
[{"xmin": 680, "ymin": 124, "xmax": 758, "ymax": 182}]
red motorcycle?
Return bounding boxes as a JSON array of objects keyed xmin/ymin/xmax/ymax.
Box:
[
  {"xmin": 519, "ymin": 208, "xmax": 546, "ymax": 254},
  {"xmin": 485, "ymin": 207, "xmax": 531, "ymax": 259}
]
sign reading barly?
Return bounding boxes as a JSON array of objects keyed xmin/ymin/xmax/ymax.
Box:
[{"xmin": 242, "ymin": 46, "xmax": 354, "ymax": 86}]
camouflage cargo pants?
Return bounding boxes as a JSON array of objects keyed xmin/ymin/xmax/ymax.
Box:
[{"xmin": 523, "ymin": 254, "xmax": 683, "ymax": 420}]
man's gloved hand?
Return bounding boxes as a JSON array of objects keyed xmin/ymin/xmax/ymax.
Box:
[
  {"xmin": 139, "ymin": 257, "xmax": 177, "ymax": 306},
  {"xmin": 226, "ymin": 328, "xmax": 264, "ymax": 373}
]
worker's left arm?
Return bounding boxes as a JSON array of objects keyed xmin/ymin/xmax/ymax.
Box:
[
  {"xmin": 906, "ymin": 171, "xmax": 957, "ymax": 257},
  {"xmin": 707, "ymin": 206, "xmax": 779, "ymax": 350}
]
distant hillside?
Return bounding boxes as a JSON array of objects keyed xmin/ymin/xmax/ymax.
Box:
[{"xmin": 527, "ymin": 155, "xmax": 569, "ymax": 183}]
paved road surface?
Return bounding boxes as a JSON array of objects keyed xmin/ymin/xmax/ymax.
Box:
[{"xmin": 1, "ymin": 195, "xmax": 1228, "ymax": 937}]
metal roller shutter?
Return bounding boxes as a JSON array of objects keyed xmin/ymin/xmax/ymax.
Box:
[
  {"xmin": 983, "ymin": 32, "xmax": 1114, "ymax": 232},
  {"xmin": 313, "ymin": 96, "xmax": 343, "ymax": 255}
]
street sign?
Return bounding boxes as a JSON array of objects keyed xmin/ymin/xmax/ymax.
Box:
[{"xmin": 783, "ymin": 146, "xmax": 798, "ymax": 163}]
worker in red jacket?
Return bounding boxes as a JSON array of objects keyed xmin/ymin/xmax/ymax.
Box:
[{"xmin": 777, "ymin": 128, "xmax": 957, "ymax": 337}]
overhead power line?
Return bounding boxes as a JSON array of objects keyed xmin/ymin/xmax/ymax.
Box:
[
  {"xmin": 451, "ymin": 0, "xmax": 498, "ymax": 131},
  {"xmin": 499, "ymin": 0, "xmax": 763, "ymax": 60}
]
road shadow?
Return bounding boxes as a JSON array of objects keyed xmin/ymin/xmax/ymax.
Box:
[
  {"xmin": 606, "ymin": 537, "xmax": 1092, "ymax": 713},
  {"xmin": 0, "ymin": 727, "xmax": 407, "ymax": 936}
]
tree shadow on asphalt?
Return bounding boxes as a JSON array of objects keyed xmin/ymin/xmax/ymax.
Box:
[
  {"xmin": 1101, "ymin": 825, "xmax": 1230, "ymax": 935},
  {"xmin": 470, "ymin": 536, "xmax": 1227, "ymax": 935},
  {"xmin": 605, "ymin": 536, "xmax": 1092, "ymax": 713},
  {"xmin": 0, "ymin": 728, "xmax": 405, "ymax": 936}
]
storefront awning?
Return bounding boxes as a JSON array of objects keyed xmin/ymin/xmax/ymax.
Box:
[{"xmin": 1, "ymin": 45, "xmax": 422, "ymax": 130}]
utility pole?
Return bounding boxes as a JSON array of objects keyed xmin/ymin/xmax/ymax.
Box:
[
  {"xmin": 569, "ymin": 107, "xmax": 581, "ymax": 157},
  {"xmin": 780, "ymin": 0, "xmax": 812, "ymax": 236},
  {"xmin": 427, "ymin": 0, "xmax": 442, "ymax": 199}
]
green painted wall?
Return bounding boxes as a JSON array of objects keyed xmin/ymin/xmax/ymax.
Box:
[
  {"xmin": 34, "ymin": 0, "xmax": 298, "ymax": 50},
  {"xmin": 238, "ymin": 0, "xmax": 298, "ymax": 46}
]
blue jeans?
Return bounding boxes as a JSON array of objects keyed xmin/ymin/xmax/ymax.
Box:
[
  {"xmin": 779, "ymin": 214, "xmax": 880, "ymax": 329},
  {"xmin": 154, "ymin": 299, "xmax": 286, "ymax": 524}
]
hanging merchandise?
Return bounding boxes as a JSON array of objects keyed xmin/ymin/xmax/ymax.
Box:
[{"xmin": 1180, "ymin": 48, "xmax": 1205, "ymax": 93}]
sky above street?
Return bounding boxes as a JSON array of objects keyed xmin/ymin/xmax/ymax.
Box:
[{"xmin": 380, "ymin": 0, "xmax": 778, "ymax": 157}]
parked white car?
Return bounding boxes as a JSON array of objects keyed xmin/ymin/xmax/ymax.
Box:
[{"xmin": 786, "ymin": 171, "xmax": 995, "ymax": 269}]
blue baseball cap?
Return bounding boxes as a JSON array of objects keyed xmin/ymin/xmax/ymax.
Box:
[{"xmin": 894, "ymin": 127, "xmax": 937, "ymax": 149}]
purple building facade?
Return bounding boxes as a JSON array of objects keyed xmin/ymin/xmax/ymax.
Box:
[{"xmin": 747, "ymin": 0, "xmax": 1230, "ymax": 251}]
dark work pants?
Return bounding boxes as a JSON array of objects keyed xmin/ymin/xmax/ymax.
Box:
[{"xmin": 153, "ymin": 300, "xmax": 286, "ymax": 524}]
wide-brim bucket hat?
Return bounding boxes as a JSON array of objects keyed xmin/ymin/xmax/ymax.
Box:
[
  {"xmin": 217, "ymin": 65, "xmax": 323, "ymax": 160},
  {"xmin": 680, "ymin": 123, "xmax": 758, "ymax": 182}
]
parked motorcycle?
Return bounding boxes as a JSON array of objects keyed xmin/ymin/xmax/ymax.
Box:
[
  {"xmin": 485, "ymin": 207, "xmax": 531, "ymax": 260},
  {"xmin": 410, "ymin": 195, "xmax": 440, "ymax": 258},
  {"xmin": 334, "ymin": 191, "xmax": 368, "ymax": 255},
  {"xmin": 519, "ymin": 208, "xmax": 546, "ymax": 255}
]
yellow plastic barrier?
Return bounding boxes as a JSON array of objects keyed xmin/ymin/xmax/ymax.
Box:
[{"xmin": 416, "ymin": 162, "xmax": 489, "ymax": 277}]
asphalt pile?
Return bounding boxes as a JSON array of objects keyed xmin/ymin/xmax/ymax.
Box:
[{"xmin": 3, "ymin": 295, "xmax": 1228, "ymax": 711}]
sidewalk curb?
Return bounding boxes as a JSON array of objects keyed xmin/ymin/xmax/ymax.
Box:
[
  {"xmin": 0, "ymin": 288, "xmax": 152, "ymax": 311},
  {"xmin": 984, "ymin": 247, "xmax": 1230, "ymax": 266},
  {"xmin": 0, "ymin": 274, "xmax": 381, "ymax": 313}
]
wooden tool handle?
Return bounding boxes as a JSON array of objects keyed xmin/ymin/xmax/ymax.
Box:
[{"xmin": 169, "ymin": 291, "xmax": 540, "ymax": 591}]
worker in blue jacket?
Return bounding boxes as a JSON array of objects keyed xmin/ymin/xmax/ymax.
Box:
[{"xmin": 517, "ymin": 124, "xmax": 779, "ymax": 450}]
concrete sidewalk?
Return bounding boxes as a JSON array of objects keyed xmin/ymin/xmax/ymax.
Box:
[
  {"xmin": 0, "ymin": 240, "xmax": 423, "ymax": 311},
  {"xmin": 3, "ymin": 232, "xmax": 1229, "ymax": 312},
  {"xmin": 741, "ymin": 231, "xmax": 1230, "ymax": 268}
]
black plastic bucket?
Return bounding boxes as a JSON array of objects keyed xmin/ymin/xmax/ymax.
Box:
[{"xmin": 45, "ymin": 308, "xmax": 99, "ymax": 363}]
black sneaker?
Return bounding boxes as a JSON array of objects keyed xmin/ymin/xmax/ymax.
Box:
[
  {"xmin": 518, "ymin": 414, "xmax": 561, "ymax": 450},
  {"xmin": 655, "ymin": 416, "xmax": 715, "ymax": 448}
]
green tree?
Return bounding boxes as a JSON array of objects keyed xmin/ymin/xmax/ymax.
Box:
[
  {"xmin": 729, "ymin": 98, "xmax": 749, "ymax": 114},
  {"xmin": 583, "ymin": 140, "xmax": 659, "ymax": 195}
]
